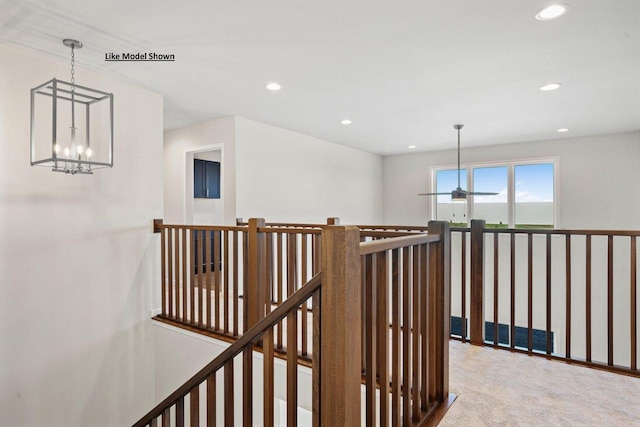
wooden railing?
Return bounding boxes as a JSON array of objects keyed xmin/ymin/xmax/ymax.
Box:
[
  {"xmin": 451, "ymin": 219, "xmax": 640, "ymax": 376},
  {"xmin": 139, "ymin": 220, "xmax": 453, "ymax": 426},
  {"xmin": 157, "ymin": 215, "xmax": 639, "ymax": 379},
  {"xmin": 359, "ymin": 222, "xmax": 451, "ymax": 426},
  {"xmin": 132, "ymin": 274, "xmax": 323, "ymax": 427},
  {"xmin": 153, "ymin": 220, "xmax": 247, "ymax": 338}
]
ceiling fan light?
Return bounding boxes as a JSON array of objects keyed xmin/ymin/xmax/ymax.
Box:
[{"xmin": 451, "ymin": 189, "xmax": 467, "ymax": 201}]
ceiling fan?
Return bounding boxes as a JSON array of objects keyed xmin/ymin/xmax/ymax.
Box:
[{"xmin": 418, "ymin": 124, "xmax": 498, "ymax": 200}]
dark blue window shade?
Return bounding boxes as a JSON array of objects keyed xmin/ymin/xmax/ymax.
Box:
[{"xmin": 194, "ymin": 159, "xmax": 220, "ymax": 199}]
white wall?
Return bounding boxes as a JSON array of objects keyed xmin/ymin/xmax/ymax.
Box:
[
  {"xmin": 164, "ymin": 117, "xmax": 236, "ymax": 224},
  {"xmin": 0, "ymin": 43, "xmax": 163, "ymax": 426},
  {"xmin": 235, "ymin": 117, "xmax": 383, "ymax": 224},
  {"xmin": 383, "ymin": 131, "xmax": 640, "ymax": 229}
]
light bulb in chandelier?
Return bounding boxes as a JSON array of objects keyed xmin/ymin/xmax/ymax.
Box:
[
  {"xmin": 77, "ymin": 145, "xmax": 84, "ymax": 155},
  {"xmin": 54, "ymin": 144, "xmax": 61, "ymax": 154},
  {"xmin": 64, "ymin": 147, "xmax": 70, "ymax": 157},
  {"xmin": 86, "ymin": 147, "xmax": 92, "ymax": 158}
]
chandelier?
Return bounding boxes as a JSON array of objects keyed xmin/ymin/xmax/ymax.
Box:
[{"xmin": 30, "ymin": 39, "xmax": 113, "ymax": 175}]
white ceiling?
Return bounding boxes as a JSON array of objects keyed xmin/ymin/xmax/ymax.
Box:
[{"xmin": 1, "ymin": 0, "xmax": 639, "ymax": 155}]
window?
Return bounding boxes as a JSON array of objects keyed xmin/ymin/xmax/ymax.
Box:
[
  {"xmin": 514, "ymin": 163, "xmax": 554, "ymax": 228},
  {"xmin": 432, "ymin": 160, "xmax": 556, "ymax": 228},
  {"xmin": 473, "ymin": 166, "xmax": 508, "ymax": 228}
]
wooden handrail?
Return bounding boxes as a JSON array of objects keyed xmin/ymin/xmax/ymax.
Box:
[
  {"xmin": 456, "ymin": 227, "xmax": 640, "ymax": 236},
  {"xmin": 153, "ymin": 221, "xmax": 247, "ymax": 233},
  {"xmin": 359, "ymin": 233, "xmax": 440, "ymax": 255},
  {"xmin": 133, "ymin": 273, "xmax": 322, "ymax": 427},
  {"xmin": 259, "ymin": 226, "xmax": 323, "ymax": 234}
]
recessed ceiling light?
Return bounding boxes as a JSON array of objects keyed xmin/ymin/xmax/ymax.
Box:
[
  {"xmin": 266, "ymin": 82, "xmax": 281, "ymax": 91},
  {"xmin": 341, "ymin": 119, "xmax": 352, "ymax": 125},
  {"xmin": 408, "ymin": 145, "xmax": 416, "ymax": 149},
  {"xmin": 535, "ymin": 4, "xmax": 569, "ymax": 20},
  {"xmin": 557, "ymin": 128, "xmax": 569, "ymax": 132},
  {"xmin": 540, "ymin": 83, "xmax": 562, "ymax": 91}
]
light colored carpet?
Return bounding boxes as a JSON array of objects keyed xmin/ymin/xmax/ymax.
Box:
[{"xmin": 441, "ymin": 341, "xmax": 640, "ymax": 426}]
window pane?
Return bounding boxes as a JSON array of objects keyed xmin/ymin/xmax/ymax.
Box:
[
  {"xmin": 515, "ymin": 163, "xmax": 554, "ymax": 228},
  {"xmin": 435, "ymin": 169, "xmax": 467, "ymax": 225},
  {"xmin": 473, "ymin": 166, "xmax": 508, "ymax": 228}
]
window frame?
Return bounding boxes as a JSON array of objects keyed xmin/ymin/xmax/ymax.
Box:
[{"xmin": 429, "ymin": 157, "xmax": 559, "ymax": 228}]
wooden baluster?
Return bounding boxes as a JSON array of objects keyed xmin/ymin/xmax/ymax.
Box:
[
  {"xmin": 190, "ymin": 386, "xmax": 199, "ymax": 427},
  {"xmin": 176, "ymin": 396, "xmax": 184, "ymax": 427},
  {"xmin": 214, "ymin": 230, "xmax": 220, "ymax": 331},
  {"xmin": 287, "ymin": 233, "xmax": 298, "ymax": 297},
  {"xmin": 243, "ymin": 349, "xmax": 253, "ymax": 427},
  {"xmin": 206, "ymin": 230, "xmax": 212, "ymax": 329},
  {"xmin": 607, "ymin": 235, "xmax": 614, "ymax": 366},
  {"xmin": 411, "ymin": 245, "xmax": 421, "ymax": 422},
  {"xmin": 510, "ymin": 232, "xmax": 516, "ymax": 350},
  {"xmin": 233, "ymin": 231, "xmax": 239, "ymax": 337},
  {"xmin": 546, "ymin": 233, "xmax": 552, "ymax": 355},
  {"xmin": 266, "ymin": 233, "xmax": 273, "ymax": 309},
  {"xmin": 420, "ymin": 243, "xmax": 429, "ymax": 409},
  {"xmin": 461, "ymin": 232, "xmax": 467, "ymax": 342},
  {"xmin": 207, "ymin": 372, "xmax": 216, "ymax": 427},
  {"xmin": 224, "ymin": 361, "xmax": 234, "ymax": 426},
  {"xmin": 182, "ymin": 229, "xmax": 187, "ymax": 322},
  {"xmin": 168, "ymin": 228, "xmax": 174, "ymax": 319},
  {"xmin": 198, "ymin": 230, "xmax": 204, "ymax": 328},
  {"xmin": 162, "ymin": 408, "xmax": 170, "ymax": 427},
  {"xmin": 402, "ymin": 246, "xmax": 411, "ymax": 426},
  {"xmin": 263, "ymin": 326, "xmax": 275, "ymax": 427},
  {"xmin": 377, "ymin": 250, "xmax": 389, "ymax": 426},
  {"xmin": 364, "ymin": 253, "xmax": 376, "ymax": 425},
  {"xmin": 565, "ymin": 234, "xmax": 572, "ymax": 359},
  {"xmin": 586, "ymin": 235, "xmax": 592, "ymax": 362},
  {"xmin": 527, "ymin": 233, "xmax": 533, "ymax": 353},
  {"xmin": 312, "ymin": 289, "xmax": 321, "ymax": 427},
  {"xmin": 174, "ymin": 228, "xmax": 180, "ymax": 320},
  {"xmin": 277, "ymin": 233, "xmax": 283, "ymax": 350},
  {"xmin": 189, "ymin": 229, "xmax": 195, "ymax": 325},
  {"xmin": 391, "ymin": 249, "xmax": 401, "ymax": 427},
  {"xmin": 302, "ymin": 234, "xmax": 308, "ymax": 357},
  {"xmin": 224, "ymin": 231, "xmax": 229, "ymax": 335},
  {"xmin": 631, "ymin": 236, "xmax": 637, "ymax": 372},
  {"xmin": 161, "ymin": 228, "xmax": 166, "ymax": 317},
  {"xmin": 287, "ymin": 307, "xmax": 297, "ymax": 427},
  {"xmin": 494, "ymin": 233, "xmax": 499, "ymax": 347}
]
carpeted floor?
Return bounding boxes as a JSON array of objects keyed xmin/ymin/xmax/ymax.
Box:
[{"xmin": 441, "ymin": 341, "xmax": 640, "ymax": 426}]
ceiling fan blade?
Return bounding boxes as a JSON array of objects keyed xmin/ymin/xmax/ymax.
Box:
[
  {"xmin": 417, "ymin": 192, "xmax": 451, "ymax": 196},
  {"xmin": 468, "ymin": 192, "xmax": 499, "ymax": 195}
]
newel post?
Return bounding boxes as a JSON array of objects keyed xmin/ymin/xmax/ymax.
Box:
[
  {"xmin": 428, "ymin": 221, "xmax": 451, "ymax": 401},
  {"xmin": 246, "ymin": 218, "xmax": 267, "ymax": 331},
  {"xmin": 326, "ymin": 217, "xmax": 340, "ymax": 225},
  {"xmin": 470, "ymin": 219, "xmax": 485, "ymax": 345},
  {"xmin": 320, "ymin": 226, "xmax": 361, "ymax": 427}
]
